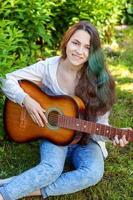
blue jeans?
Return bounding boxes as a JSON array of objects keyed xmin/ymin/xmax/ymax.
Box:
[{"xmin": 0, "ymin": 139, "xmax": 104, "ymax": 200}]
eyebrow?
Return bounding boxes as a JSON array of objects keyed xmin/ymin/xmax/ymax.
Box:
[{"xmin": 73, "ymin": 39, "xmax": 90, "ymax": 47}]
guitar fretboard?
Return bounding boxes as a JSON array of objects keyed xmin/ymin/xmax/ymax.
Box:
[{"xmin": 58, "ymin": 115, "xmax": 133, "ymax": 141}]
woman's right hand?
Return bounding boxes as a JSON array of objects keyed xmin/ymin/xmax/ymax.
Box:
[{"xmin": 23, "ymin": 95, "xmax": 48, "ymax": 127}]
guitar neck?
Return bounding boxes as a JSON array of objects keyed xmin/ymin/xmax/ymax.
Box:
[{"xmin": 58, "ymin": 115, "xmax": 133, "ymax": 142}]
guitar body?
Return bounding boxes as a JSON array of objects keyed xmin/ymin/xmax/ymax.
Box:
[{"xmin": 3, "ymin": 80, "xmax": 85, "ymax": 145}]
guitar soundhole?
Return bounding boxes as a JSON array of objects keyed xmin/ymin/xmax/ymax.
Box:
[{"xmin": 47, "ymin": 111, "xmax": 59, "ymax": 127}]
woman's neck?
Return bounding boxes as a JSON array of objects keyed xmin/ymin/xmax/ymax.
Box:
[{"xmin": 60, "ymin": 58, "xmax": 83, "ymax": 73}]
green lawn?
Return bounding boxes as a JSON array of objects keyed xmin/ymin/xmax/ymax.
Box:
[{"xmin": 0, "ymin": 26, "xmax": 133, "ymax": 200}]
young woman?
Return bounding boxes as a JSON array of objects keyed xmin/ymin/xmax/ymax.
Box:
[{"xmin": 0, "ymin": 21, "xmax": 129, "ymax": 200}]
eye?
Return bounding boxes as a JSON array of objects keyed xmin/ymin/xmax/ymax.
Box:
[
  {"xmin": 72, "ymin": 41, "xmax": 79, "ymax": 45},
  {"xmin": 85, "ymin": 46, "xmax": 90, "ymax": 50}
]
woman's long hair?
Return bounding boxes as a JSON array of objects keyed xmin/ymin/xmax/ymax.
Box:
[{"xmin": 60, "ymin": 21, "xmax": 115, "ymax": 143}]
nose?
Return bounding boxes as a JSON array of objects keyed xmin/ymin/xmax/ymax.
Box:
[{"xmin": 76, "ymin": 46, "xmax": 84, "ymax": 54}]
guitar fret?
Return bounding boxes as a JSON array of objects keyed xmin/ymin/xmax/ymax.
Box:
[
  {"xmin": 89, "ymin": 121, "xmax": 93, "ymax": 133},
  {"xmin": 82, "ymin": 120, "xmax": 88, "ymax": 132},
  {"xmin": 71, "ymin": 117, "xmax": 74, "ymax": 129},
  {"xmin": 117, "ymin": 128, "xmax": 123, "ymax": 138},
  {"xmin": 66, "ymin": 116, "xmax": 69, "ymax": 129},
  {"xmin": 108, "ymin": 127, "xmax": 111, "ymax": 139},
  {"xmin": 73, "ymin": 117, "xmax": 76, "ymax": 130},
  {"xmin": 63, "ymin": 115, "xmax": 66, "ymax": 128},
  {"xmin": 66, "ymin": 116, "xmax": 68, "ymax": 128},
  {"xmin": 116, "ymin": 127, "xmax": 119, "ymax": 136},
  {"xmin": 95, "ymin": 123, "xmax": 101, "ymax": 135},
  {"xmin": 76, "ymin": 118, "xmax": 80, "ymax": 131},
  {"xmin": 87, "ymin": 121, "xmax": 91, "ymax": 133},
  {"xmin": 94, "ymin": 122, "xmax": 96, "ymax": 133},
  {"xmin": 85, "ymin": 120, "xmax": 91, "ymax": 133},
  {"xmin": 72, "ymin": 117, "xmax": 75, "ymax": 129},
  {"xmin": 130, "ymin": 130, "xmax": 132, "ymax": 139},
  {"xmin": 100, "ymin": 124, "xmax": 106, "ymax": 136},
  {"xmin": 79, "ymin": 119, "xmax": 82, "ymax": 131},
  {"xmin": 89, "ymin": 122, "xmax": 92, "ymax": 132},
  {"xmin": 129, "ymin": 130, "xmax": 131, "ymax": 141},
  {"xmin": 70, "ymin": 117, "xmax": 73, "ymax": 128},
  {"xmin": 61, "ymin": 115, "xmax": 64, "ymax": 127},
  {"xmin": 123, "ymin": 129, "xmax": 128, "ymax": 139},
  {"xmin": 104, "ymin": 125, "xmax": 110, "ymax": 138},
  {"xmin": 93, "ymin": 122, "xmax": 96, "ymax": 133},
  {"xmin": 111, "ymin": 127, "xmax": 117, "ymax": 138},
  {"xmin": 66, "ymin": 116, "xmax": 69, "ymax": 128},
  {"xmin": 80, "ymin": 120, "xmax": 85, "ymax": 132}
]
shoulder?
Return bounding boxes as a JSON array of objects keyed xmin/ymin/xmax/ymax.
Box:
[
  {"xmin": 44, "ymin": 56, "xmax": 61, "ymax": 66},
  {"xmin": 96, "ymin": 111, "xmax": 110, "ymax": 125}
]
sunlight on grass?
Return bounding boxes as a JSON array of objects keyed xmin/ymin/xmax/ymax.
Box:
[
  {"xmin": 109, "ymin": 64, "xmax": 133, "ymax": 92},
  {"xmin": 117, "ymin": 83, "xmax": 133, "ymax": 92},
  {"xmin": 110, "ymin": 64, "xmax": 132, "ymax": 76}
]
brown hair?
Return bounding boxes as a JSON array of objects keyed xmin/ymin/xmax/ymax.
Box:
[{"xmin": 60, "ymin": 21, "xmax": 115, "ymax": 143}]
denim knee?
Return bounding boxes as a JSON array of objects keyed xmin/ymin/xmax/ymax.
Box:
[
  {"xmin": 37, "ymin": 160, "xmax": 63, "ymax": 183},
  {"xmin": 79, "ymin": 167, "xmax": 104, "ymax": 187}
]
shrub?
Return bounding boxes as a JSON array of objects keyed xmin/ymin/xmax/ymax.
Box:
[
  {"xmin": 0, "ymin": 0, "xmax": 128, "ymax": 75},
  {"xmin": 122, "ymin": 0, "xmax": 133, "ymax": 24}
]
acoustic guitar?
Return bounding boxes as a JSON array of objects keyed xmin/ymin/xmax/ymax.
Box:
[{"xmin": 3, "ymin": 80, "xmax": 133, "ymax": 145}]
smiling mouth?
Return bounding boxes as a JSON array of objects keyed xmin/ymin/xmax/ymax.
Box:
[{"xmin": 72, "ymin": 54, "xmax": 83, "ymax": 59}]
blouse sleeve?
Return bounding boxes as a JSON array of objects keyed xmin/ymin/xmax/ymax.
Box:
[
  {"xmin": 90, "ymin": 111, "xmax": 111, "ymax": 142},
  {"xmin": 1, "ymin": 60, "xmax": 48, "ymax": 106}
]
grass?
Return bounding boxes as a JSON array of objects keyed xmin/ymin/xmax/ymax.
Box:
[{"xmin": 0, "ymin": 26, "xmax": 133, "ymax": 200}]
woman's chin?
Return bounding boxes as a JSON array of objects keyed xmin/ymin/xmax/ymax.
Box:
[{"xmin": 69, "ymin": 59, "xmax": 84, "ymax": 66}]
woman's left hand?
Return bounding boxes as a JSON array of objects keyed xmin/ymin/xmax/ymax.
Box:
[
  {"xmin": 112, "ymin": 135, "xmax": 129, "ymax": 147},
  {"xmin": 112, "ymin": 128, "xmax": 132, "ymax": 147}
]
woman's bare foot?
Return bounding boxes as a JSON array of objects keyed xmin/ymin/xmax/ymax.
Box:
[
  {"xmin": 0, "ymin": 194, "xmax": 4, "ymax": 200},
  {"xmin": 27, "ymin": 189, "xmax": 41, "ymax": 197}
]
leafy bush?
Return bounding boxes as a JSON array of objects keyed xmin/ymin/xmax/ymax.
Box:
[
  {"xmin": 122, "ymin": 0, "xmax": 133, "ymax": 24},
  {"xmin": 0, "ymin": 20, "xmax": 28, "ymax": 75},
  {"xmin": 50, "ymin": 0, "xmax": 127, "ymax": 43},
  {"xmin": 0, "ymin": 0, "xmax": 129, "ymax": 76}
]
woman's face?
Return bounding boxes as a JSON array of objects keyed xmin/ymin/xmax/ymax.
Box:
[{"xmin": 65, "ymin": 29, "xmax": 91, "ymax": 67}]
